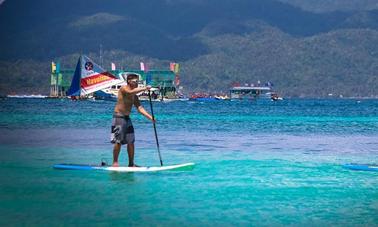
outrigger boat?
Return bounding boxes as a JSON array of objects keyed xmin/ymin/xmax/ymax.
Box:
[
  {"xmin": 67, "ymin": 55, "xmax": 124, "ymax": 99},
  {"xmin": 229, "ymin": 86, "xmax": 282, "ymax": 101},
  {"xmin": 66, "ymin": 55, "xmax": 187, "ymax": 102}
]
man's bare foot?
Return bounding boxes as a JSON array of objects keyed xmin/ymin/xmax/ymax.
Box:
[
  {"xmin": 128, "ymin": 164, "xmax": 140, "ymax": 167},
  {"xmin": 112, "ymin": 162, "xmax": 119, "ymax": 167}
]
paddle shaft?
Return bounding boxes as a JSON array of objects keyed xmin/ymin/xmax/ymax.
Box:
[{"xmin": 148, "ymin": 90, "xmax": 163, "ymax": 166}]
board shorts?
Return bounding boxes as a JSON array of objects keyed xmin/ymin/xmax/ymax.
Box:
[{"xmin": 111, "ymin": 113, "xmax": 135, "ymax": 145}]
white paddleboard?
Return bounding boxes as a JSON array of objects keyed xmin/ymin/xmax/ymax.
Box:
[{"xmin": 53, "ymin": 162, "xmax": 195, "ymax": 172}]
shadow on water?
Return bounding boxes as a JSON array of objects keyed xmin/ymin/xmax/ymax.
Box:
[{"xmin": 108, "ymin": 172, "xmax": 136, "ymax": 182}]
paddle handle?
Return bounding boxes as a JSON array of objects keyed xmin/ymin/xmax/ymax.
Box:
[{"xmin": 148, "ymin": 90, "xmax": 163, "ymax": 166}]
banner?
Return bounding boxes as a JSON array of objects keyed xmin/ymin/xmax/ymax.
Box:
[
  {"xmin": 51, "ymin": 62, "xmax": 56, "ymax": 73},
  {"xmin": 56, "ymin": 62, "xmax": 60, "ymax": 74},
  {"xmin": 170, "ymin": 62, "xmax": 175, "ymax": 71},
  {"xmin": 111, "ymin": 62, "xmax": 116, "ymax": 70},
  {"xmin": 140, "ymin": 62, "xmax": 145, "ymax": 71},
  {"xmin": 174, "ymin": 63, "xmax": 179, "ymax": 74}
]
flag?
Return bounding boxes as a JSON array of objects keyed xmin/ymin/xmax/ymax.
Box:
[
  {"xmin": 51, "ymin": 62, "xmax": 56, "ymax": 73},
  {"xmin": 56, "ymin": 62, "xmax": 60, "ymax": 73},
  {"xmin": 174, "ymin": 63, "xmax": 179, "ymax": 74},
  {"xmin": 140, "ymin": 62, "xmax": 145, "ymax": 71},
  {"xmin": 170, "ymin": 62, "xmax": 175, "ymax": 71},
  {"xmin": 111, "ymin": 62, "xmax": 116, "ymax": 70}
]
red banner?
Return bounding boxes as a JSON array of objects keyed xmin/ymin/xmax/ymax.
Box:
[{"xmin": 81, "ymin": 72, "xmax": 116, "ymax": 88}]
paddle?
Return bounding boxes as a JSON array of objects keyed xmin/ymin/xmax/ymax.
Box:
[{"xmin": 148, "ymin": 90, "xmax": 163, "ymax": 166}]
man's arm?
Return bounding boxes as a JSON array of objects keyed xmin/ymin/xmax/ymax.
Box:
[
  {"xmin": 120, "ymin": 85, "xmax": 152, "ymax": 95},
  {"xmin": 120, "ymin": 86, "xmax": 148, "ymax": 95},
  {"xmin": 137, "ymin": 105, "xmax": 155, "ymax": 123},
  {"xmin": 134, "ymin": 95, "xmax": 155, "ymax": 123}
]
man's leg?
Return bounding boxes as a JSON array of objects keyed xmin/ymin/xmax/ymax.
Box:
[
  {"xmin": 127, "ymin": 143, "xmax": 135, "ymax": 167},
  {"xmin": 113, "ymin": 143, "xmax": 121, "ymax": 167}
]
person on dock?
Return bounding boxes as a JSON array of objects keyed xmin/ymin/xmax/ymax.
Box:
[{"xmin": 111, "ymin": 73, "xmax": 155, "ymax": 167}]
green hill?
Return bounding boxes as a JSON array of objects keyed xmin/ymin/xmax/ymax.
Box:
[{"xmin": 0, "ymin": 0, "xmax": 377, "ymax": 97}]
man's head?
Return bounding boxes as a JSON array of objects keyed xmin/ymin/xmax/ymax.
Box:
[{"xmin": 125, "ymin": 73, "xmax": 140, "ymax": 88}]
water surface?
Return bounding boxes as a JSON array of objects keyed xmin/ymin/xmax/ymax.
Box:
[{"xmin": 0, "ymin": 98, "xmax": 377, "ymax": 226}]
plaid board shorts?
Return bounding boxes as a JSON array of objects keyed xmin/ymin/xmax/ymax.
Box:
[{"xmin": 110, "ymin": 113, "xmax": 135, "ymax": 145}]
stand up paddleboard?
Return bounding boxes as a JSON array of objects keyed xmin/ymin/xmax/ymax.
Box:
[
  {"xmin": 53, "ymin": 162, "xmax": 195, "ymax": 172},
  {"xmin": 56, "ymin": 85, "xmax": 194, "ymax": 173},
  {"xmin": 342, "ymin": 163, "xmax": 378, "ymax": 172}
]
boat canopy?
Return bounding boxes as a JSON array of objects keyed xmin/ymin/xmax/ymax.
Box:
[{"xmin": 230, "ymin": 86, "xmax": 271, "ymax": 92}]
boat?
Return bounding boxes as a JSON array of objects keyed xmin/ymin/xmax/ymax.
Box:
[
  {"xmin": 268, "ymin": 92, "xmax": 283, "ymax": 101},
  {"xmin": 67, "ymin": 55, "xmax": 124, "ymax": 99},
  {"xmin": 93, "ymin": 90, "xmax": 118, "ymax": 101},
  {"xmin": 189, "ymin": 92, "xmax": 229, "ymax": 102},
  {"xmin": 189, "ymin": 97, "xmax": 219, "ymax": 102},
  {"xmin": 94, "ymin": 74, "xmax": 185, "ymax": 102},
  {"xmin": 230, "ymin": 86, "xmax": 282, "ymax": 101},
  {"xmin": 163, "ymin": 97, "xmax": 189, "ymax": 102},
  {"xmin": 63, "ymin": 56, "xmax": 184, "ymax": 102},
  {"xmin": 342, "ymin": 163, "xmax": 378, "ymax": 172},
  {"xmin": 105, "ymin": 84, "xmax": 187, "ymax": 103},
  {"xmin": 7, "ymin": 94, "xmax": 47, "ymax": 99}
]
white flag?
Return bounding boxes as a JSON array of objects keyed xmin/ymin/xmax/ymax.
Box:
[{"xmin": 111, "ymin": 62, "xmax": 116, "ymax": 71}]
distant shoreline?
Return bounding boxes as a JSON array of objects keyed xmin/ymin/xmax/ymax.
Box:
[{"xmin": 3, "ymin": 93, "xmax": 378, "ymax": 100}]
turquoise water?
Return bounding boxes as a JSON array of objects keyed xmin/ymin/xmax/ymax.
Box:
[{"xmin": 0, "ymin": 98, "xmax": 377, "ymax": 226}]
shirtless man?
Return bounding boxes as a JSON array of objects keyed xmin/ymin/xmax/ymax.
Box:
[{"xmin": 111, "ymin": 73, "xmax": 155, "ymax": 167}]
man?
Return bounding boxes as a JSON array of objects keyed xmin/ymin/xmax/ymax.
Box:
[{"xmin": 111, "ymin": 73, "xmax": 155, "ymax": 167}]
